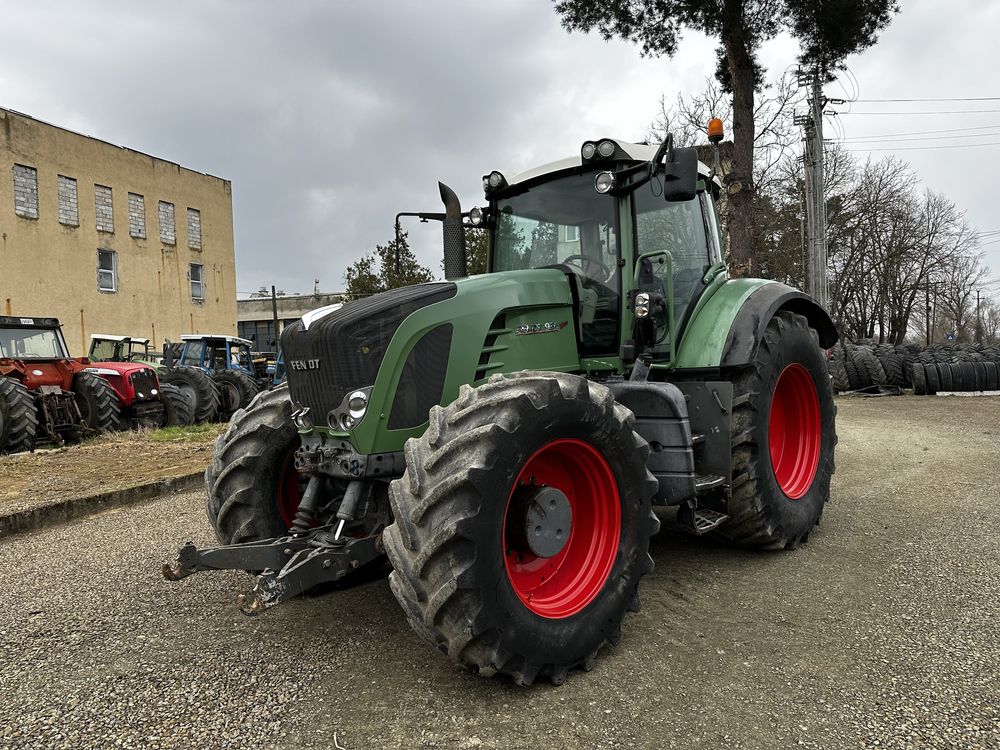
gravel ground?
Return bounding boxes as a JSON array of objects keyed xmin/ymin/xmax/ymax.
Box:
[{"xmin": 0, "ymin": 395, "xmax": 997, "ymax": 749}]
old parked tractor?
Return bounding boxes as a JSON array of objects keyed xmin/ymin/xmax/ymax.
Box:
[
  {"xmin": 89, "ymin": 334, "xmax": 220, "ymax": 424},
  {"xmin": 86, "ymin": 334, "xmax": 194, "ymax": 428},
  {"xmin": 164, "ymin": 134, "xmax": 837, "ymax": 686},
  {"xmin": 0, "ymin": 316, "xmax": 122, "ymax": 451},
  {"xmin": 175, "ymin": 334, "xmax": 261, "ymax": 418}
]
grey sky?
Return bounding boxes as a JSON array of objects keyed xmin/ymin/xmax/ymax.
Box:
[{"xmin": 1, "ymin": 1, "xmax": 996, "ymax": 297}]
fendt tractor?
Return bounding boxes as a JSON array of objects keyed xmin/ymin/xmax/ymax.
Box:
[
  {"xmin": 164, "ymin": 132, "xmax": 837, "ymax": 686},
  {"xmin": 0, "ymin": 316, "xmax": 122, "ymax": 451}
]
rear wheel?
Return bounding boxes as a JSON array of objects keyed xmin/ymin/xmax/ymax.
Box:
[
  {"xmin": 710, "ymin": 311, "xmax": 836, "ymax": 550},
  {"xmin": 159, "ymin": 382, "xmax": 194, "ymax": 427},
  {"xmin": 212, "ymin": 370, "xmax": 260, "ymax": 421},
  {"xmin": 160, "ymin": 366, "xmax": 219, "ymax": 423},
  {"xmin": 73, "ymin": 372, "xmax": 123, "ymax": 434},
  {"xmin": 0, "ymin": 376, "xmax": 38, "ymax": 453},
  {"xmin": 383, "ymin": 371, "xmax": 659, "ymax": 686}
]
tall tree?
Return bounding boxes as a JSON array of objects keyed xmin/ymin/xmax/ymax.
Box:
[
  {"xmin": 343, "ymin": 230, "xmax": 435, "ymax": 300},
  {"xmin": 553, "ymin": 0, "xmax": 898, "ymax": 275}
]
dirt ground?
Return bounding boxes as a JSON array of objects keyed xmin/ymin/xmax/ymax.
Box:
[
  {"xmin": 0, "ymin": 395, "xmax": 998, "ymax": 749},
  {"xmin": 0, "ymin": 425, "xmax": 223, "ymax": 517}
]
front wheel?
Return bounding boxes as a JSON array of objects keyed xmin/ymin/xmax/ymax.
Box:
[
  {"xmin": 383, "ymin": 371, "xmax": 659, "ymax": 686},
  {"xmin": 73, "ymin": 372, "xmax": 123, "ymax": 434},
  {"xmin": 711, "ymin": 310, "xmax": 837, "ymax": 549}
]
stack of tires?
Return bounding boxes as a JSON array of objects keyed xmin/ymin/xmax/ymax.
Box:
[
  {"xmin": 829, "ymin": 341, "xmax": 1000, "ymax": 394},
  {"xmin": 911, "ymin": 360, "xmax": 1000, "ymax": 395}
]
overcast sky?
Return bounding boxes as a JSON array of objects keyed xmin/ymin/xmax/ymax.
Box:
[{"xmin": 2, "ymin": 0, "xmax": 997, "ymax": 298}]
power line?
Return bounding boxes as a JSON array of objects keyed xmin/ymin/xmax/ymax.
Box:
[
  {"xmin": 840, "ymin": 124, "xmax": 1000, "ymax": 140},
  {"xmin": 845, "ymin": 141, "xmax": 1000, "ymax": 152},
  {"xmin": 843, "ymin": 130, "xmax": 1000, "ymax": 144},
  {"xmin": 836, "ymin": 109, "xmax": 1000, "ymax": 116},
  {"xmin": 855, "ymin": 96, "xmax": 1000, "ymax": 103}
]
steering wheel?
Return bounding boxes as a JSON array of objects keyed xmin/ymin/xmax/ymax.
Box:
[{"xmin": 562, "ymin": 254, "xmax": 613, "ymax": 281}]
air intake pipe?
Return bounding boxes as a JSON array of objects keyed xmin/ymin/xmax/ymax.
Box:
[{"xmin": 439, "ymin": 181, "xmax": 467, "ymax": 280}]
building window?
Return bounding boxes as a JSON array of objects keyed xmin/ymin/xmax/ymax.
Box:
[
  {"xmin": 95, "ymin": 185, "xmax": 114, "ymax": 233},
  {"xmin": 159, "ymin": 200, "xmax": 176, "ymax": 245},
  {"xmin": 187, "ymin": 208, "xmax": 202, "ymax": 249},
  {"xmin": 97, "ymin": 249, "xmax": 117, "ymax": 293},
  {"xmin": 189, "ymin": 262, "xmax": 204, "ymax": 301},
  {"xmin": 57, "ymin": 175, "xmax": 79, "ymax": 226},
  {"xmin": 563, "ymin": 225, "xmax": 580, "ymax": 243},
  {"xmin": 128, "ymin": 193, "xmax": 146, "ymax": 238},
  {"xmin": 12, "ymin": 164, "xmax": 38, "ymax": 219}
]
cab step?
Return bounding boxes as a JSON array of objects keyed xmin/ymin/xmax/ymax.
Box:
[
  {"xmin": 676, "ymin": 504, "xmax": 730, "ymax": 536},
  {"xmin": 694, "ymin": 473, "xmax": 725, "ymax": 493}
]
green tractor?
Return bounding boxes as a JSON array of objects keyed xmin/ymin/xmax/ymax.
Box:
[{"xmin": 165, "ymin": 135, "xmax": 837, "ymax": 686}]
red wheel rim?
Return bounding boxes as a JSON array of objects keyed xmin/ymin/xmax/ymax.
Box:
[
  {"xmin": 769, "ymin": 363, "xmax": 821, "ymax": 499},
  {"xmin": 277, "ymin": 450, "xmax": 302, "ymax": 528},
  {"xmin": 502, "ymin": 438, "xmax": 621, "ymax": 619}
]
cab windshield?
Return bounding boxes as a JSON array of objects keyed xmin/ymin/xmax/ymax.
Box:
[
  {"xmin": 0, "ymin": 327, "xmax": 69, "ymax": 359},
  {"xmin": 491, "ymin": 172, "xmax": 620, "ymax": 354}
]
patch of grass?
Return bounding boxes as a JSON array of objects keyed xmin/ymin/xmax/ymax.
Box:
[{"xmin": 147, "ymin": 423, "xmax": 225, "ymax": 442}]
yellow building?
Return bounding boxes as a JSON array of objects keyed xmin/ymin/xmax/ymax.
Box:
[{"xmin": 0, "ymin": 107, "xmax": 236, "ymax": 354}]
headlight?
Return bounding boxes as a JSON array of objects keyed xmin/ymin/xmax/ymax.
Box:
[
  {"xmin": 347, "ymin": 390, "xmax": 368, "ymax": 420},
  {"xmin": 340, "ymin": 414, "xmax": 357, "ymax": 430},
  {"xmin": 634, "ymin": 292, "xmax": 650, "ymax": 319},
  {"xmin": 469, "ymin": 206, "xmax": 483, "ymax": 226},
  {"xmin": 581, "ymin": 141, "xmax": 597, "ymax": 160},
  {"xmin": 594, "ymin": 171, "xmax": 615, "ymax": 194}
]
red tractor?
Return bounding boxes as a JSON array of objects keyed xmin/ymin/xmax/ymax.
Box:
[
  {"xmin": 0, "ymin": 315, "xmax": 121, "ymax": 452},
  {"xmin": 85, "ymin": 334, "xmax": 194, "ymax": 428}
]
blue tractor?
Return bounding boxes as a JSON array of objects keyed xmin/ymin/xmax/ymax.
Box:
[{"xmin": 176, "ymin": 334, "xmax": 261, "ymax": 418}]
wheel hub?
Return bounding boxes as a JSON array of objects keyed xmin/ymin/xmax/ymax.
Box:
[{"xmin": 511, "ymin": 485, "xmax": 573, "ymax": 558}]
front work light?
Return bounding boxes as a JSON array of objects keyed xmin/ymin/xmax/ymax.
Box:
[
  {"xmin": 581, "ymin": 141, "xmax": 597, "ymax": 160},
  {"xmin": 468, "ymin": 206, "xmax": 484, "ymax": 226},
  {"xmin": 594, "ymin": 171, "xmax": 615, "ymax": 194},
  {"xmin": 597, "ymin": 139, "xmax": 616, "ymax": 158},
  {"xmin": 483, "ymin": 171, "xmax": 507, "ymax": 193}
]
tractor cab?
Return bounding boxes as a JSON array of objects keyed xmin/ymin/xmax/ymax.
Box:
[
  {"xmin": 88, "ymin": 334, "xmax": 153, "ymax": 364},
  {"xmin": 477, "ymin": 137, "xmax": 723, "ymax": 367},
  {"xmin": 178, "ymin": 334, "xmax": 256, "ymax": 377}
]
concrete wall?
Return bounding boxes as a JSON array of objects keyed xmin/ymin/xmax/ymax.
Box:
[{"xmin": 0, "ymin": 108, "xmax": 237, "ymax": 355}]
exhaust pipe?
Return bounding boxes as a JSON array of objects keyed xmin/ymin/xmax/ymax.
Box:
[{"xmin": 439, "ymin": 182, "xmax": 467, "ymax": 280}]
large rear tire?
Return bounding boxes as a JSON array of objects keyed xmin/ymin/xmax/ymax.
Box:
[
  {"xmin": 710, "ymin": 311, "xmax": 837, "ymax": 550},
  {"xmin": 73, "ymin": 372, "xmax": 123, "ymax": 434},
  {"xmin": 383, "ymin": 371, "xmax": 659, "ymax": 686},
  {"xmin": 205, "ymin": 386, "xmax": 302, "ymax": 543},
  {"xmin": 160, "ymin": 366, "xmax": 219, "ymax": 423},
  {"xmin": 0, "ymin": 376, "xmax": 38, "ymax": 453}
]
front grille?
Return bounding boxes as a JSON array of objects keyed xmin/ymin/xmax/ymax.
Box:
[
  {"xmin": 282, "ymin": 282, "xmax": 457, "ymax": 420},
  {"xmin": 130, "ymin": 368, "xmax": 159, "ymax": 401}
]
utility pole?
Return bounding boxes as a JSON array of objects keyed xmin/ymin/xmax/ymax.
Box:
[
  {"xmin": 926, "ymin": 282, "xmax": 932, "ymax": 345},
  {"xmin": 976, "ymin": 289, "xmax": 982, "ymax": 344},
  {"xmin": 271, "ymin": 285, "xmax": 280, "ymax": 350},
  {"xmin": 799, "ymin": 66, "xmax": 829, "ymax": 309}
]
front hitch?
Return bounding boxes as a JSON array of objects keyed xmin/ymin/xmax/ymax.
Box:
[{"xmin": 162, "ymin": 526, "xmax": 384, "ymax": 615}]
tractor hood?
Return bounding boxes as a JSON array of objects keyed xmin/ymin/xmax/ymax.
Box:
[
  {"xmin": 281, "ymin": 269, "xmax": 579, "ymax": 455},
  {"xmin": 80, "ymin": 360, "xmax": 160, "ymax": 404}
]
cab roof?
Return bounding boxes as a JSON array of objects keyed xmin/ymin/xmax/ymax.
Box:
[
  {"xmin": 505, "ymin": 138, "xmax": 716, "ymax": 189},
  {"xmin": 181, "ymin": 334, "xmax": 254, "ymax": 346},
  {"xmin": 91, "ymin": 333, "xmax": 150, "ymax": 345},
  {"xmin": 0, "ymin": 315, "xmax": 60, "ymax": 329}
]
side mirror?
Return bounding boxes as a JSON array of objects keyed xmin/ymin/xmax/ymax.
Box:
[{"xmin": 662, "ymin": 146, "xmax": 699, "ymax": 202}]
